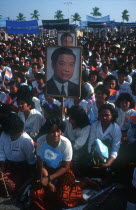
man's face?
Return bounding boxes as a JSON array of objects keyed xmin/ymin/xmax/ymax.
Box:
[
  {"xmin": 62, "ymin": 36, "xmax": 73, "ymax": 46},
  {"xmin": 53, "ymin": 54, "xmax": 75, "ymax": 82}
]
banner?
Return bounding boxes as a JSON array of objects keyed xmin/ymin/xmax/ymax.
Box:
[
  {"xmin": 86, "ymin": 15, "xmax": 110, "ymax": 22},
  {"xmin": 6, "ymin": 20, "xmax": 39, "ymax": 34},
  {"xmin": 0, "ymin": 18, "xmax": 8, "ymax": 28},
  {"xmin": 80, "ymin": 21, "xmax": 88, "ymax": 27},
  {"xmin": 42, "ymin": 19, "xmax": 69, "ymax": 30},
  {"xmin": 88, "ymin": 22, "xmax": 107, "ymax": 28}
]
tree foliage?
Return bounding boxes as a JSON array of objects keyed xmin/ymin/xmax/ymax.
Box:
[
  {"xmin": 54, "ymin": 10, "xmax": 64, "ymax": 20},
  {"xmin": 91, "ymin": 7, "xmax": 102, "ymax": 17},
  {"xmin": 31, "ymin": 10, "xmax": 40, "ymax": 20},
  {"xmin": 16, "ymin": 13, "xmax": 26, "ymax": 21},
  {"xmin": 71, "ymin": 13, "xmax": 81, "ymax": 24},
  {"xmin": 122, "ymin": 10, "xmax": 129, "ymax": 22}
]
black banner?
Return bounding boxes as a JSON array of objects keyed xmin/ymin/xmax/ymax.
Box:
[
  {"xmin": 121, "ymin": 22, "xmax": 136, "ymax": 28},
  {"xmin": 42, "ymin": 19, "xmax": 69, "ymax": 30},
  {"xmin": 88, "ymin": 22, "xmax": 107, "ymax": 28}
]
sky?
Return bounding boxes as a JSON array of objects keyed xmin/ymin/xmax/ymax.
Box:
[{"xmin": 1, "ymin": 0, "xmax": 136, "ymax": 25}]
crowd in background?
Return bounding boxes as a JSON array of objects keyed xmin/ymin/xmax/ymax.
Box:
[{"xmin": 0, "ymin": 28, "xmax": 136, "ymax": 209}]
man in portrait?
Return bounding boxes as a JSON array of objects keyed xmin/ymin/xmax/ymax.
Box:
[
  {"xmin": 60, "ymin": 32, "xmax": 74, "ymax": 46},
  {"xmin": 46, "ymin": 47, "xmax": 80, "ymax": 97}
]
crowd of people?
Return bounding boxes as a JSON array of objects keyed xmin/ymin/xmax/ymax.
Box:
[{"xmin": 0, "ymin": 28, "xmax": 136, "ymax": 209}]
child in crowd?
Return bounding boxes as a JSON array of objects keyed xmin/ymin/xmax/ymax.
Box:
[
  {"xmin": 115, "ymin": 93, "xmax": 136, "ymax": 135},
  {"xmin": 64, "ymin": 106, "xmax": 91, "ymax": 177},
  {"xmin": 99, "ymin": 63, "xmax": 111, "ymax": 81},
  {"xmin": 2, "ymin": 81, "xmax": 19, "ymax": 112},
  {"xmin": 103, "ymin": 75, "xmax": 120, "ymax": 103},
  {"xmin": 32, "ymin": 72, "xmax": 45, "ymax": 97},
  {"xmin": 89, "ymin": 85, "xmax": 115, "ymax": 119},
  {"xmin": 117, "ymin": 70, "xmax": 132, "ymax": 95},
  {"xmin": 17, "ymin": 95, "xmax": 45, "ymax": 139},
  {"xmin": 88, "ymin": 70, "xmax": 102, "ymax": 89}
]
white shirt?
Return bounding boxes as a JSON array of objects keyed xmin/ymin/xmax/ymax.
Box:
[
  {"xmin": 36, "ymin": 134, "xmax": 73, "ymax": 162},
  {"xmin": 64, "ymin": 120, "xmax": 91, "ymax": 150},
  {"xmin": 118, "ymin": 81, "xmax": 132, "ymax": 95},
  {"xmin": 88, "ymin": 121, "xmax": 121, "ymax": 159},
  {"xmin": 0, "ymin": 91, "xmax": 6, "ymax": 102},
  {"xmin": 64, "ymin": 98, "xmax": 89, "ymax": 112},
  {"xmin": 42, "ymin": 98, "xmax": 61, "ymax": 107},
  {"xmin": 89, "ymin": 101, "xmax": 115, "ymax": 119},
  {"xmin": 0, "ymin": 132, "xmax": 36, "ymax": 164},
  {"xmin": 32, "ymin": 97, "xmax": 42, "ymax": 113},
  {"xmin": 116, "ymin": 108, "xmax": 136, "ymax": 131},
  {"xmin": 32, "ymin": 80, "xmax": 45, "ymax": 94},
  {"xmin": 18, "ymin": 109, "xmax": 45, "ymax": 138}
]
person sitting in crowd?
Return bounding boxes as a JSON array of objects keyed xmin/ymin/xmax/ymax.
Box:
[
  {"xmin": 64, "ymin": 106, "xmax": 91, "ymax": 177},
  {"xmin": 103, "ymin": 75, "xmax": 120, "ymax": 103},
  {"xmin": 115, "ymin": 93, "xmax": 136, "ymax": 136},
  {"xmin": 30, "ymin": 117, "xmax": 85, "ymax": 209},
  {"xmin": 89, "ymin": 85, "xmax": 115, "ymax": 119},
  {"xmin": 88, "ymin": 104, "xmax": 121, "ymax": 170},
  {"xmin": 88, "ymin": 70, "xmax": 103, "ymax": 89},
  {"xmin": 0, "ymin": 112, "xmax": 36, "ymax": 197},
  {"xmin": 17, "ymin": 94, "xmax": 44, "ymax": 139}
]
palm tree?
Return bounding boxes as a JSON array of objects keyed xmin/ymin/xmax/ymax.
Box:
[
  {"xmin": 54, "ymin": 10, "xmax": 64, "ymax": 20},
  {"xmin": 16, "ymin": 13, "xmax": 26, "ymax": 21},
  {"xmin": 91, "ymin": 7, "xmax": 102, "ymax": 17},
  {"xmin": 122, "ymin": 10, "xmax": 129, "ymax": 22},
  {"xmin": 30, "ymin": 10, "xmax": 40, "ymax": 20},
  {"xmin": 71, "ymin": 13, "xmax": 81, "ymax": 24}
]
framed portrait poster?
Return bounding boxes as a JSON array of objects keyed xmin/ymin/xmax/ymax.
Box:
[
  {"xmin": 49, "ymin": 29, "xmax": 56, "ymax": 38},
  {"xmin": 57, "ymin": 32, "xmax": 77, "ymax": 46},
  {"xmin": 46, "ymin": 46, "xmax": 81, "ymax": 98}
]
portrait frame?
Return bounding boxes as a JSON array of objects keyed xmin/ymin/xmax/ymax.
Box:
[
  {"xmin": 49, "ymin": 29, "xmax": 56, "ymax": 38},
  {"xmin": 57, "ymin": 32, "xmax": 77, "ymax": 46},
  {"xmin": 45, "ymin": 46, "xmax": 82, "ymax": 98},
  {"xmin": 99, "ymin": 28, "xmax": 108, "ymax": 39}
]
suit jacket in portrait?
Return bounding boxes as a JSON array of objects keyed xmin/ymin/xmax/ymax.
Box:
[{"xmin": 47, "ymin": 77, "xmax": 80, "ymax": 97}]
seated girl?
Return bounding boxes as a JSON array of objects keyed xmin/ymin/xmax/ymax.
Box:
[
  {"xmin": 17, "ymin": 95, "xmax": 45, "ymax": 139},
  {"xmin": 90, "ymin": 85, "xmax": 115, "ymax": 119},
  {"xmin": 64, "ymin": 106, "xmax": 91, "ymax": 177},
  {"xmin": 0, "ymin": 113, "xmax": 36, "ymax": 197},
  {"xmin": 30, "ymin": 117, "xmax": 85, "ymax": 209},
  {"xmin": 88, "ymin": 104, "xmax": 121, "ymax": 169},
  {"xmin": 115, "ymin": 93, "xmax": 136, "ymax": 138},
  {"xmin": 103, "ymin": 75, "xmax": 120, "ymax": 104}
]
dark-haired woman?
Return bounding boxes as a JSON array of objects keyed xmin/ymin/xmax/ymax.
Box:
[
  {"xmin": 30, "ymin": 117, "xmax": 84, "ymax": 209},
  {"xmin": 90, "ymin": 85, "xmax": 115, "ymax": 119},
  {"xmin": 18, "ymin": 95, "xmax": 45, "ymax": 139},
  {"xmin": 2, "ymin": 81, "xmax": 20, "ymax": 112},
  {"xmin": 115, "ymin": 93, "xmax": 136, "ymax": 133},
  {"xmin": 64, "ymin": 106, "xmax": 91, "ymax": 177},
  {"xmin": 88, "ymin": 70, "xmax": 103, "ymax": 89},
  {"xmin": 103, "ymin": 75, "xmax": 120, "ymax": 103},
  {"xmin": 88, "ymin": 104, "xmax": 121, "ymax": 168},
  {"xmin": 0, "ymin": 113, "xmax": 36, "ymax": 197}
]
